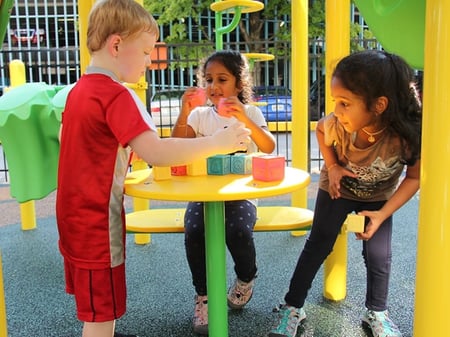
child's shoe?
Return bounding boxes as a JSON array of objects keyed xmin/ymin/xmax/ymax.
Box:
[
  {"xmin": 362, "ymin": 309, "xmax": 402, "ymax": 337},
  {"xmin": 193, "ymin": 295, "xmax": 208, "ymax": 335},
  {"xmin": 227, "ymin": 277, "xmax": 255, "ymax": 309},
  {"xmin": 268, "ymin": 304, "xmax": 306, "ymax": 337}
]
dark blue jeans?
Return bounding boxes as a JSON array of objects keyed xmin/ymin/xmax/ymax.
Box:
[
  {"xmin": 285, "ymin": 188, "xmax": 392, "ymax": 312},
  {"xmin": 184, "ymin": 200, "xmax": 257, "ymax": 296}
]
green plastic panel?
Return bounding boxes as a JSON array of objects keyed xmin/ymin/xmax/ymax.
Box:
[
  {"xmin": 353, "ymin": 0, "xmax": 425, "ymax": 69},
  {"xmin": 0, "ymin": 83, "xmax": 62, "ymax": 202}
]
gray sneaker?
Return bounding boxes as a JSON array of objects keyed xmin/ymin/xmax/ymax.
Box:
[
  {"xmin": 227, "ymin": 278, "xmax": 255, "ymax": 309},
  {"xmin": 268, "ymin": 304, "xmax": 306, "ymax": 337},
  {"xmin": 362, "ymin": 309, "xmax": 402, "ymax": 337},
  {"xmin": 193, "ymin": 295, "xmax": 208, "ymax": 335}
]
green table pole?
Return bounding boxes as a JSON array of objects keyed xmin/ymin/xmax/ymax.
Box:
[{"xmin": 204, "ymin": 201, "xmax": 228, "ymax": 337}]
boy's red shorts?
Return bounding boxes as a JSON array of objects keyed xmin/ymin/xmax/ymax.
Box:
[{"xmin": 64, "ymin": 259, "xmax": 126, "ymax": 322}]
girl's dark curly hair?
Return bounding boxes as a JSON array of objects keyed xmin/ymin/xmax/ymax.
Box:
[
  {"xmin": 333, "ymin": 50, "xmax": 422, "ymax": 165},
  {"xmin": 197, "ymin": 50, "xmax": 253, "ymax": 104}
]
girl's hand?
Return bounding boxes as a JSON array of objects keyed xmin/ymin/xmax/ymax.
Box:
[
  {"xmin": 327, "ymin": 165, "xmax": 357, "ymax": 199},
  {"xmin": 217, "ymin": 96, "xmax": 246, "ymax": 120},
  {"xmin": 354, "ymin": 210, "xmax": 385, "ymax": 241},
  {"xmin": 182, "ymin": 87, "xmax": 207, "ymax": 111}
]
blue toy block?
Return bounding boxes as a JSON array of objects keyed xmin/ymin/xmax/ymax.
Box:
[
  {"xmin": 207, "ymin": 155, "xmax": 231, "ymax": 175},
  {"xmin": 231, "ymin": 153, "xmax": 252, "ymax": 174}
]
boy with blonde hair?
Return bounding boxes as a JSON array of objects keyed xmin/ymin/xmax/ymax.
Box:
[{"xmin": 56, "ymin": 1, "xmax": 250, "ymax": 337}]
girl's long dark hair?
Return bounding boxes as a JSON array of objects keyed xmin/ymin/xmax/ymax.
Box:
[
  {"xmin": 333, "ymin": 50, "xmax": 422, "ymax": 165},
  {"xmin": 197, "ymin": 50, "xmax": 253, "ymax": 104}
]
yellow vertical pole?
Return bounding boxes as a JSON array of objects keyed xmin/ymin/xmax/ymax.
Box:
[
  {"xmin": 414, "ymin": 1, "xmax": 450, "ymax": 336},
  {"xmin": 0, "ymin": 251, "xmax": 7, "ymax": 337},
  {"xmin": 322, "ymin": 0, "xmax": 350, "ymax": 301},
  {"xmin": 77, "ymin": 0, "xmax": 95, "ymax": 74},
  {"xmin": 290, "ymin": 0, "xmax": 309, "ymax": 237},
  {"xmin": 19, "ymin": 202, "xmax": 36, "ymax": 231},
  {"xmin": 131, "ymin": 0, "xmax": 151, "ymax": 244},
  {"xmin": 8, "ymin": 60, "xmax": 36, "ymax": 231},
  {"xmin": 131, "ymin": 157, "xmax": 151, "ymax": 244}
]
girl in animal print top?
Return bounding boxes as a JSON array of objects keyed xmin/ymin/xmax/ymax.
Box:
[{"xmin": 269, "ymin": 50, "xmax": 422, "ymax": 337}]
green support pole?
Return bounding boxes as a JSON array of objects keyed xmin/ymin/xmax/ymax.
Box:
[{"xmin": 204, "ymin": 201, "xmax": 228, "ymax": 337}]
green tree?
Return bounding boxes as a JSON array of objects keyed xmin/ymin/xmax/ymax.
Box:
[
  {"xmin": 143, "ymin": 0, "xmax": 291, "ymax": 82},
  {"xmin": 144, "ymin": 0, "xmax": 290, "ymax": 45}
]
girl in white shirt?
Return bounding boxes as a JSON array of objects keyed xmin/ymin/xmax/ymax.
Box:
[{"xmin": 172, "ymin": 49, "xmax": 276, "ymax": 335}]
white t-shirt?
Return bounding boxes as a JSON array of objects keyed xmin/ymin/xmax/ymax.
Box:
[{"xmin": 187, "ymin": 104, "xmax": 268, "ymax": 154}]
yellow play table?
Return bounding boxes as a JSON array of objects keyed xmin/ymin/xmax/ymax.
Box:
[{"xmin": 124, "ymin": 167, "xmax": 310, "ymax": 337}]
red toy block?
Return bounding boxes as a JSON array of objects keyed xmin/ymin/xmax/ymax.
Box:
[
  {"xmin": 171, "ymin": 165, "xmax": 187, "ymax": 176},
  {"xmin": 252, "ymin": 155, "xmax": 285, "ymax": 182}
]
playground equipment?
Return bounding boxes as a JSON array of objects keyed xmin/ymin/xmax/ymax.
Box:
[
  {"xmin": 353, "ymin": 0, "xmax": 425, "ymax": 69},
  {"xmin": 0, "ymin": 251, "xmax": 5, "ymax": 337},
  {"xmin": 208, "ymin": 2, "xmax": 271, "ymax": 336},
  {"xmin": 0, "ymin": 0, "xmax": 13, "ymax": 46},
  {"xmin": 2, "ymin": 0, "xmax": 449, "ymax": 336},
  {"xmin": 0, "ymin": 83, "xmax": 61, "ymax": 203},
  {"xmin": 0, "ymin": 3, "xmax": 12, "ymax": 335}
]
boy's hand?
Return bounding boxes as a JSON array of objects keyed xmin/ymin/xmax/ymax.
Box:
[{"xmin": 211, "ymin": 122, "xmax": 251, "ymax": 154}]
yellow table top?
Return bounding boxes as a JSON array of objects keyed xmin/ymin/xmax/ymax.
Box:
[
  {"xmin": 124, "ymin": 167, "xmax": 310, "ymax": 202},
  {"xmin": 124, "ymin": 168, "xmax": 150, "ymax": 186}
]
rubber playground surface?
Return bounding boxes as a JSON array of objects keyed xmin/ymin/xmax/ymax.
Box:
[{"xmin": 0, "ymin": 175, "xmax": 419, "ymax": 337}]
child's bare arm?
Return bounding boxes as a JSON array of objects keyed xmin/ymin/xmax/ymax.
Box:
[
  {"xmin": 220, "ymin": 96, "xmax": 276, "ymax": 153},
  {"xmin": 171, "ymin": 87, "xmax": 199, "ymax": 138},
  {"xmin": 130, "ymin": 123, "xmax": 251, "ymax": 167}
]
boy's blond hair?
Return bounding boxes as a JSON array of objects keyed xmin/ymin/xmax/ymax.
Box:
[{"xmin": 87, "ymin": 0, "xmax": 159, "ymax": 54}]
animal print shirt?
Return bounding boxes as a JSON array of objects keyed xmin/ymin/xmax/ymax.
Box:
[{"xmin": 318, "ymin": 113, "xmax": 405, "ymax": 201}]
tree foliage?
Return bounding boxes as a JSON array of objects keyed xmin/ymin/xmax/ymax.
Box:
[
  {"xmin": 143, "ymin": 0, "xmax": 292, "ymax": 72},
  {"xmin": 144, "ymin": 0, "xmax": 290, "ymax": 44},
  {"xmin": 142, "ymin": 0, "xmax": 375, "ymax": 76}
]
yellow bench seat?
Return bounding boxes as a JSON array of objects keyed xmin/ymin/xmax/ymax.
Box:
[{"xmin": 126, "ymin": 206, "xmax": 314, "ymax": 234}]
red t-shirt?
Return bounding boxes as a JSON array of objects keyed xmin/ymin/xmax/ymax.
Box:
[{"xmin": 56, "ymin": 67, "xmax": 155, "ymax": 269}]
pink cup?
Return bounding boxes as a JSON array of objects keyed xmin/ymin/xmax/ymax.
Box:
[
  {"xmin": 191, "ymin": 87, "xmax": 207, "ymax": 107},
  {"xmin": 217, "ymin": 97, "xmax": 231, "ymax": 118}
]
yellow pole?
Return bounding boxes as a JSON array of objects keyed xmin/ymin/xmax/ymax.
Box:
[
  {"xmin": 0, "ymin": 251, "xmax": 7, "ymax": 337},
  {"xmin": 8, "ymin": 60, "xmax": 36, "ymax": 231},
  {"xmin": 8, "ymin": 60, "xmax": 25, "ymax": 88},
  {"xmin": 290, "ymin": 0, "xmax": 309, "ymax": 237},
  {"xmin": 322, "ymin": 0, "xmax": 350, "ymax": 301},
  {"xmin": 414, "ymin": 1, "xmax": 450, "ymax": 335},
  {"xmin": 131, "ymin": 158, "xmax": 151, "ymax": 244},
  {"xmin": 77, "ymin": 0, "xmax": 95, "ymax": 74},
  {"xmin": 130, "ymin": 0, "xmax": 152, "ymax": 244}
]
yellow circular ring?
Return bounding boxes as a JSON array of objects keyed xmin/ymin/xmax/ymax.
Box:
[
  {"xmin": 210, "ymin": 0, "xmax": 264, "ymax": 14},
  {"xmin": 243, "ymin": 53, "xmax": 275, "ymax": 62},
  {"xmin": 250, "ymin": 102, "xmax": 268, "ymax": 106}
]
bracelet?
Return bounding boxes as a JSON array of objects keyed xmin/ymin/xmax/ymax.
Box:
[
  {"xmin": 175, "ymin": 124, "xmax": 187, "ymax": 127},
  {"xmin": 327, "ymin": 163, "xmax": 339, "ymax": 171}
]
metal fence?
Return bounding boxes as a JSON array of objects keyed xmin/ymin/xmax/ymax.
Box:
[{"xmin": 0, "ymin": 0, "xmax": 327, "ymax": 183}]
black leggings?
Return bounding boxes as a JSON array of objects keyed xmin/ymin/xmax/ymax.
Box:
[
  {"xmin": 285, "ymin": 189, "xmax": 392, "ymax": 311},
  {"xmin": 184, "ymin": 200, "xmax": 257, "ymax": 296}
]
